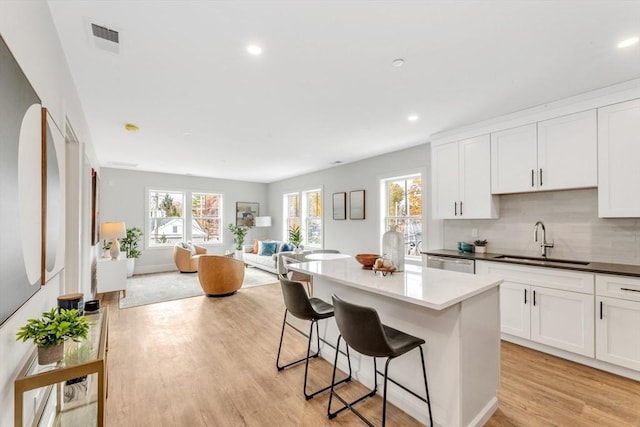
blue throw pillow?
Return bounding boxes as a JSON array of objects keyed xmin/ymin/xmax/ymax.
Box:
[
  {"xmin": 280, "ymin": 242, "xmax": 293, "ymax": 252},
  {"xmin": 259, "ymin": 242, "xmax": 278, "ymax": 256}
]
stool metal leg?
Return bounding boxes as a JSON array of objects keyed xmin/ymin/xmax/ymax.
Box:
[
  {"xmin": 419, "ymin": 346, "xmax": 433, "ymax": 426},
  {"xmin": 276, "ymin": 310, "xmax": 320, "ymax": 371}
]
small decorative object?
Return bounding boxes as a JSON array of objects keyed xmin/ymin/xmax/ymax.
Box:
[
  {"xmin": 458, "ymin": 241, "xmax": 474, "ymax": 253},
  {"xmin": 16, "ymin": 307, "xmax": 91, "ymax": 365},
  {"xmin": 474, "ymin": 239, "xmax": 488, "ymax": 254},
  {"xmin": 373, "ymin": 256, "xmax": 397, "ymax": 276},
  {"xmin": 355, "ymin": 253, "xmax": 380, "ymax": 270},
  {"xmin": 289, "ymin": 224, "xmax": 303, "ymax": 252},
  {"xmin": 382, "ymin": 227, "xmax": 404, "ymax": 272},
  {"xmin": 57, "ymin": 293, "xmax": 84, "ymax": 315},
  {"xmin": 332, "ymin": 192, "xmax": 346, "ymax": 220},
  {"xmin": 84, "ymin": 299, "xmax": 100, "ymax": 313}
]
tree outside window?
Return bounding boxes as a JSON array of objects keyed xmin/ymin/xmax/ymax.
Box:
[
  {"xmin": 192, "ymin": 193, "xmax": 222, "ymax": 244},
  {"xmin": 283, "ymin": 190, "xmax": 322, "ymax": 248},
  {"xmin": 382, "ymin": 175, "xmax": 422, "ymax": 256},
  {"xmin": 149, "ymin": 191, "xmax": 184, "ymax": 246}
]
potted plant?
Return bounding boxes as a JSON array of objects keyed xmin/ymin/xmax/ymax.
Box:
[
  {"xmin": 16, "ymin": 308, "xmax": 91, "ymax": 365},
  {"xmin": 474, "ymin": 239, "xmax": 488, "ymax": 254},
  {"xmin": 120, "ymin": 226, "xmax": 143, "ymax": 276},
  {"xmin": 289, "ymin": 225, "xmax": 303, "ymax": 253},
  {"xmin": 228, "ymin": 223, "xmax": 251, "ymax": 260}
]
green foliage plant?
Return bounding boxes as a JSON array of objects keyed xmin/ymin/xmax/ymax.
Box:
[
  {"xmin": 228, "ymin": 223, "xmax": 251, "ymax": 250},
  {"xmin": 289, "ymin": 225, "xmax": 302, "ymax": 248},
  {"xmin": 16, "ymin": 308, "xmax": 90, "ymax": 348},
  {"xmin": 120, "ymin": 227, "xmax": 143, "ymax": 259},
  {"xmin": 474, "ymin": 239, "xmax": 488, "ymax": 247}
]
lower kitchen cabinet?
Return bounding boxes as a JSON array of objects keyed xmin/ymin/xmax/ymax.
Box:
[
  {"xmin": 595, "ymin": 274, "xmax": 640, "ymax": 371},
  {"xmin": 477, "ymin": 261, "xmax": 595, "ymax": 357}
]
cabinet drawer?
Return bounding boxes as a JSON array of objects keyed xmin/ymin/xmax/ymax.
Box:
[
  {"xmin": 596, "ymin": 274, "xmax": 640, "ymax": 302},
  {"xmin": 477, "ymin": 261, "xmax": 594, "ymax": 294}
]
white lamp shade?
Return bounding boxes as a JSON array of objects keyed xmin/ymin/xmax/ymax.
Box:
[
  {"xmin": 101, "ymin": 222, "xmax": 126, "ymax": 239},
  {"xmin": 255, "ymin": 216, "xmax": 272, "ymax": 227}
]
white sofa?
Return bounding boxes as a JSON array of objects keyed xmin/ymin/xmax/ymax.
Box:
[{"xmin": 242, "ymin": 240, "xmax": 299, "ymax": 274}]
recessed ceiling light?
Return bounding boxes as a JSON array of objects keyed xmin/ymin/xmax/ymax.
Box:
[
  {"xmin": 247, "ymin": 45, "xmax": 262, "ymax": 55},
  {"xmin": 392, "ymin": 58, "xmax": 405, "ymax": 67},
  {"xmin": 618, "ymin": 36, "xmax": 639, "ymax": 48},
  {"xmin": 408, "ymin": 115, "xmax": 419, "ymax": 122},
  {"xmin": 124, "ymin": 123, "xmax": 139, "ymax": 132}
]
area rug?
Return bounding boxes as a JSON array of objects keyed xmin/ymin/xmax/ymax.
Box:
[{"xmin": 119, "ymin": 267, "xmax": 278, "ymax": 309}]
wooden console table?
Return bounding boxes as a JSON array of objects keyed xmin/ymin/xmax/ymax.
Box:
[{"xmin": 14, "ymin": 309, "xmax": 108, "ymax": 427}]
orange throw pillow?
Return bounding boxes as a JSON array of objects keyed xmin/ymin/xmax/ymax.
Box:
[{"xmin": 253, "ymin": 239, "xmax": 259, "ymax": 254}]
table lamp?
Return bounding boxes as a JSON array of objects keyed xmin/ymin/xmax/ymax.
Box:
[{"xmin": 101, "ymin": 222, "xmax": 126, "ymax": 260}]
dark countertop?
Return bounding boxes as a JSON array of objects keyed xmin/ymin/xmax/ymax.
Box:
[{"xmin": 422, "ymin": 249, "xmax": 640, "ymax": 278}]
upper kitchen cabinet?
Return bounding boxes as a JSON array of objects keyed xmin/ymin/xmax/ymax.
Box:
[
  {"xmin": 432, "ymin": 134, "xmax": 499, "ymax": 219},
  {"xmin": 491, "ymin": 110, "xmax": 597, "ymax": 194},
  {"xmin": 598, "ymin": 98, "xmax": 640, "ymax": 217}
]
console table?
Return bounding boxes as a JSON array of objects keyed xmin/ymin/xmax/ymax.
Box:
[
  {"xmin": 97, "ymin": 257, "xmax": 127, "ymax": 297},
  {"xmin": 14, "ymin": 309, "xmax": 108, "ymax": 427}
]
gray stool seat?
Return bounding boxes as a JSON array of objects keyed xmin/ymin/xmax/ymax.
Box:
[
  {"xmin": 276, "ymin": 277, "xmax": 351, "ymax": 400},
  {"xmin": 328, "ymin": 295, "xmax": 433, "ymax": 426}
]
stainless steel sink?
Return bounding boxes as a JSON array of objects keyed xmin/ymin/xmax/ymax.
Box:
[{"xmin": 492, "ymin": 255, "xmax": 591, "ymax": 267}]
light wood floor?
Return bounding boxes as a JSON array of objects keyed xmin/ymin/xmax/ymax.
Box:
[{"xmin": 103, "ymin": 284, "xmax": 640, "ymax": 426}]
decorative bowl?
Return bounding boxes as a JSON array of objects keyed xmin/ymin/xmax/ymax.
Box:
[{"xmin": 355, "ymin": 253, "xmax": 380, "ymax": 270}]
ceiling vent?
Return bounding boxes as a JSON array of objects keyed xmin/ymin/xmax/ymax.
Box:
[
  {"xmin": 89, "ymin": 21, "xmax": 120, "ymax": 54},
  {"xmin": 91, "ymin": 23, "xmax": 119, "ymax": 44}
]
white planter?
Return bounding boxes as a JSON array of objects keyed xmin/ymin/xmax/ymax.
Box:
[
  {"xmin": 126, "ymin": 258, "xmax": 135, "ymax": 277},
  {"xmin": 475, "ymin": 246, "xmax": 487, "ymax": 254},
  {"xmin": 235, "ymin": 250, "xmax": 244, "ymax": 261}
]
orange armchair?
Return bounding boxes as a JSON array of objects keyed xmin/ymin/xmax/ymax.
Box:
[
  {"xmin": 174, "ymin": 243, "xmax": 207, "ymax": 273},
  {"xmin": 198, "ymin": 255, "xmax": 245, "ymax": 297}
]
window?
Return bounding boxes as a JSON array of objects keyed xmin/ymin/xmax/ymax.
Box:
[
  {"xmin": 191, "ymin": 192, "xmax": 222, "ymax": 244},
  {"xmin": 148, "ymin": 189, "xmax": 222, "ymax": 247},
  {"xmin": 283, "ymin": 189, "xmax": 322, "ymax": 248},
  {"xmin": 381, "ymin": 174, "xmax": 422, "ymax": 257}
]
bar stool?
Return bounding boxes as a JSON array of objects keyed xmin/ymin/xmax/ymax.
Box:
[
  {"xmin": 327, "ymin": 295, "xmax": 433, "ymax": 426},
  {"xmin": 276, "ymin": 277, "xmax": 351, "ymax": 400}
]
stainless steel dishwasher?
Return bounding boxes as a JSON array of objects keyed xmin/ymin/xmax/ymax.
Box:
[{"xmin": 426, "ymin": 255, "xmax": 475, "ymax": 274}]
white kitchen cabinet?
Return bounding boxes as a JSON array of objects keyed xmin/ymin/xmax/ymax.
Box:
[
  {"xmin": 491, "ymin": 110, "xmax": 597, "ymax": 194},
  {"xmin": 530, "ymin": 285, "xmax": 594, "ymax": 357},
  {"xmin": 595, "ymin": 274, "xmax": 640, "ymax": 371},
  {"xmin": 431, "ymin": 135, "xmax": 498, "ymax": 219},
  {"xmin": 597, "ymin": 98, "xmax": 640, "ymax": 217},
  {"xmin": 97, "ymin": 257, "xmax": 127, "ymax": 296},
  {"xmin": 537, "ymin": 110, "xmax": 597, "ymax": 191},
  {"xmin": 476, "ymin": 261, "xmax": 594, "ymax": 357}
]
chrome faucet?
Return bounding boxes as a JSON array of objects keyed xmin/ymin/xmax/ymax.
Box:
[{"xmin": 534, "ymin": 221, "xmax": 554, "ymax": 258}]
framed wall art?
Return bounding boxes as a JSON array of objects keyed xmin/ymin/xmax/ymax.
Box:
[
  {"xmin": 349, "ymin": 190, "xmax": 365, "ymax": 220},
  {"xmin": 236, "ymin": 202, "xmax": 259, "ymax": 227},
  {"xmin": 332, "ymin": 192, "xmax": 346, "ymax": 220}
]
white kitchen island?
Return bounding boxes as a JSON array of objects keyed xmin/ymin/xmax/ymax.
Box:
[{"xmin": 288, "ymin": 258, "xmax": 503, "ymax": 427}]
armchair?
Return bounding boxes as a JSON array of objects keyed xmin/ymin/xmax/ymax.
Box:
[
  {"xmin": 174, "ymin": 243, "xmax": 207, "ymax": 273},
  {"xmin": 198, "ymin": 255, "xmax": 245, "ymax": 297}
]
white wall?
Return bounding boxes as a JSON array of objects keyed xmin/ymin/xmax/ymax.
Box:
[
  {"xmin": 267, "ymin": 143, "xmax": 443, "ymax": 259},
  {"xmin": 0, "ymin": 2, "xmax": 97, "ymax": 425},
  {"xmin": 99, "ymin": 168, "xmax": 270, "ymax": 273}
]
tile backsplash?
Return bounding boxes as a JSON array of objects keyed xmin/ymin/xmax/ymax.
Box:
[{"xmin": 443, "ymin": 188, "xmax": 640, "ymax": 266}]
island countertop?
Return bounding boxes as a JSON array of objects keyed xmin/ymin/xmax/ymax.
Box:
[{"xmin": 288, "ymin": 257, "xmax": 502, "ymax": 311}]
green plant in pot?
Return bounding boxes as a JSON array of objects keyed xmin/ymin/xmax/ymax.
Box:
[
  {"xmin": 120, "ymin": 226, "xmax": 143, "ymax": 276},
  {"xmin": 228, "ymin": 223, "xmax": 251, "ymax": 258},
  {"xmin": 474, "ymin": 239, "xmax": 488, "ymax": 253},
  {"xmin": 16, "ymin": 308, "xmax": 90, "ymax": 365},
  {"xmin": 289, "ymin": 225, "xmax": 303, "ymax": 251}
]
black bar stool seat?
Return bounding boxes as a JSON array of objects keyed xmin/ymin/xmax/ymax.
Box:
[
  {"xmin": 328, "ymin": 295, "xmax": 433, "ymax": 426},
  {"xmin": 276, "ymin": 277, "xmax": 351, "ymax": 400}
]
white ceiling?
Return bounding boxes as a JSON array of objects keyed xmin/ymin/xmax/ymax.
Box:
[{"xmin": 47, "ymin": 1, "xmax": 640, "ymax": 183}]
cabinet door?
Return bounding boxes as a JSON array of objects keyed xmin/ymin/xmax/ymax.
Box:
[
  {"xmin": 598, "ymin": 98, "xmax": 640, "ymax": 217},
  {"xmin": 500, "ymin": 282, "xmax": 531, "ymax": 339},
  {"xmin": 97, "ymin": 259, "xmax": 128, "ymax": 293},
  {"xmin": 537, "ymin": 110, "xmax": 597, "ymax": 191},
  {"xmin": 491, "ymin": 124, "xmax": 537, "ymax": 194},
  {"xmin": 531, "ymin": 286, "xmax": 594, "ymax": 357},
  {"xmin": 459, "ymin": 135, "xmax": 498, "ymax": 218},
  {"xmin": 596, "ymin": 296, "xmax": 640, "ymax": 371},
  {"xmin": 431, "ymin": 142, "xmax": 459, "ymax": 219}
]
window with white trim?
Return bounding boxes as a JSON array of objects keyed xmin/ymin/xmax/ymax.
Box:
[
  {"xmin": 283, "ymin": 189, "xmax": 322, "ymax": 248},
  {"xmin": 148, "ymin": 189, "xmax": 222, "ymax": 247},
  {"xmin": 380, "ymin": 174, "xmax": 423, "ymax": 257}
]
